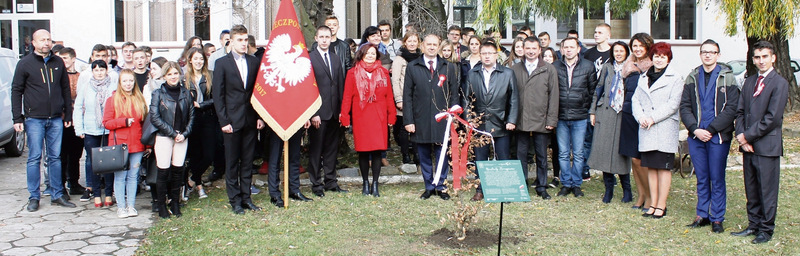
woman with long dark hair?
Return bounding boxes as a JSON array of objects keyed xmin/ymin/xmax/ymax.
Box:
[
  {"xmin": 340, "ymin": 43, "xmax": 396, "ymax": 197},
  {"xmin": 150, "ymin": 61, "xmax": 194, "ymax": 218},
  {"xmin": 103, "ymin": 69, "xmax": 148, "ymax": 218},
  {"xmin": 178, "ymin": 36, "xmax": 203, "ymax": 67}
]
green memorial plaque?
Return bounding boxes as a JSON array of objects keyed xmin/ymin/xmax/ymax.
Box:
[{"xmin": 476, "ymin": 160, "xmax": 531, "ymax": 203}]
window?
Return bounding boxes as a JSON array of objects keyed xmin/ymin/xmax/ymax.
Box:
[
  {"xmin": 556, "ymin": 12, "xmax": 578, "ymax": 40},
  {"xmin": 453, "ymin": 0, "xmax": 477, "ymax": 30},
  {"xmin": 18, "ymin": 19, "xmax": 48, "ymax": 56},
  {"xmin": 581, "ymin": 6, "xmax": 631, "ymax": 40},
  {"xmin": 36, "ymin": 0, "xmax": 51, "ymax": 13},
  {"xmin": 184, "ymin": 0, "xmax": 211, "ymax": 41},
  {"xmin": 609, "ymin": 11, "xmax": 631, "ymax": 39},
  {"xmin": 150, "ymin": 1, "xmax": 176, "ymax": 41},
  {"xmin": 1, "ymin": 0, "xmax": 13, "ymax": 13},
  {"xmin": 582, "ymin": 8, "xmax": 604, "ymax": 39},
  {"xmin": 651, "ymin": 0, "xmax": 695, "ymax": 40},
  {"xmin": 510, "ymin": 6, "xmax": 534, "ymax": 37},
  {"xmin": 1, "ymin": 20, "xmax": 10, "ymax": 49}
]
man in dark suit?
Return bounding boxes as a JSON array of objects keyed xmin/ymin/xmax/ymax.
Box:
[
  {"xmin": 307, "ymin": 25, "xmax": 347, "ymax": 197},
  {"xmin": 212, "ymin": 25, "xmax": 264, "ymax": 214},
  {"xmin": 731, "ymin": 41, "xmax": 788, "ymax": 244}
]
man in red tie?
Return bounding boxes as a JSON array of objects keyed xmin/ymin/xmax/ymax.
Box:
[{"xmin": 730, "ymin": 40, "xmax": 788, "ymax": 244}]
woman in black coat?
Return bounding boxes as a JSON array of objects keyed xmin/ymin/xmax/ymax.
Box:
[{"xmin": 150, "ymin": 61, "xmax": 195, "ymax": 218}]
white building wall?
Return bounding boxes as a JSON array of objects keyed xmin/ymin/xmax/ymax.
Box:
[{"xmin": 51, "ymin": 0, "xmax": 113, "ymax": 62}]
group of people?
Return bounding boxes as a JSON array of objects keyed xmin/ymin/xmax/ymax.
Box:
[{"xmin": 12, "ymin": 16, "xmax": 786, "ymax": 244}]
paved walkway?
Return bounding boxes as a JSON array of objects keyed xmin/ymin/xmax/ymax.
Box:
[{"xmin": 0, "ymin": 153, "xmax": 153, "ymax": 256}]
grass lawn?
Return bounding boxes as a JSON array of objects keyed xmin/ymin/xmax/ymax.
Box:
[{"xmin": 138, "ymin": 164, "xmax": 800, "ymax": 255}]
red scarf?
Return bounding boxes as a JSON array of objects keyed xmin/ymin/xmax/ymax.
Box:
[{"xmin": 353, "ymin": 60, "xmax": 387, "ymax": 109}]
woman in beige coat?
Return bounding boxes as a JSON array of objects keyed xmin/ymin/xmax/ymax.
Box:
[{"xmin": 391, "ymin": 32, "xmax": 421, "ymax": 164}]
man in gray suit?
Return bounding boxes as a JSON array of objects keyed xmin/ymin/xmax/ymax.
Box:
[{"xmin": 730, "ymin": 41, "xmax": 788, "ymax": 244}]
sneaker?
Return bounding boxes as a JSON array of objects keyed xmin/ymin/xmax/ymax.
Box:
[
  {"xmin": 197, "ymin": 188, "xmax": 208, "ymax": 199},
  {"xmin": 127, "ymin": 207, "xmax": 138, "ymax": 217},
  {"xmin": 42, "ymin": 187, "xmax": 51, "ymax": 196},
  {"xmin": 181, "ymin": 187, "xmax": 189, "ymax": 202},
  {"xmin": 79, "ymin": 190, "xmax": 92, "ymax": 202},
  {"xmin": 117, "ymin": 208, "xmax": 128, "ymax": 218},
  {"xmin": 582, "ymin": 170, "xmax": 591, "ymax": 181},
  {"xmin": 251, "ymin": 186, "xmax": 261, "ymax": 195},
  {"xmin": 557, "ymin": 186, "xmax": 571, "ymax": 196},
  {"xmin": 548, "ymin": 178, "xmax": 560, "ymax": 188}
]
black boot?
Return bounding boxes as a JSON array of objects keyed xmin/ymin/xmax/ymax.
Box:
[
  {"xmin": 371, "ymin": 181, "xmax": 380, "ymax": 197},
  {"xmin": 620, "ymin": 174, "xmax": 632, "ymax": 203},
  {"xmin": 169, "ymin": 193, "xmax": 182, "ymax": 217},
  {"xmin": 602, "ymin": 173, "xmax": 615, "ymax": 203},
  {"xmin": 157, "ymin": 200, "xmax": 170, "ymax": 218},
  {"xmin": 362, "ymin": 180, "xmax": 370, "ymax": 196},
  {"xmin": 168, "ymin": 166, "xmax": 184, "ymax": 217},
  {"xmin": 156, "ymin": 167, "xmax": 170, "ymax": 218}
]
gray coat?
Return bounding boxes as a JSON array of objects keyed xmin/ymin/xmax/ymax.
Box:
[
  {"xmin": 588, "ymin": 62, "xmax": 631, "ymax": 174},
  {"xmin": 632, "ymin": 63, "xmax": 684, "ymax": 154},
  {"xmin": 462, "ymin": 64, "xmax": 519, "ymax": 138},
  {"xmin": 510, "ymin": 59, "xmax": 559, "ymax": 133}
]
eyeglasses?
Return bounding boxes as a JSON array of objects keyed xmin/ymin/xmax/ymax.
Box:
[
  {"xmin": 480, "ymin": 52, "xmax": 497, "ymax": 56},
  {"xmin": 700, "ymin": 50, "xmax": 719, "ymax": 55}
]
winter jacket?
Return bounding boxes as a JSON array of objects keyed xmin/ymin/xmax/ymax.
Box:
[
  {"xmin": 553, "ymin": 56, "xmax": 597, "ymax": 121},
  {"xmin": 462, "ymin": 64, "xmax": 519, "ymax": 138},
  {"xmin": 632, "ymin": 64, "xmax": 684, "ymax": 153},
  {"xmin": 149, "ymin": 83, "xmax": 195, "ymax": 138},
  {"xmin": 680, "ymin": 63, "xmax": 740, "ymax": 144},
  {"xmin": 511, "ymin": 59, "xmax": 559, "ymax": 133},
  {"xmin": 11, "ymin": 51, "xmax": 73, "ymax": 123},
  {"xmin": 102, "ymin": 92, "xmax": 146, "ymax": 153},
  {"xmin": 72, "ymin": 77, "xmax": 114, "ymax": 136}
]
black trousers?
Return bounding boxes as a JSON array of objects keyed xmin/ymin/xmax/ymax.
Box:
[
  {"xmin": 550, "ymin": 132, "xmax": 560, "ymax": 178},
  {"xmin": 307, "ymin": 118, "xmax": 341, "ymax": 193},
  {"xmin": 393, "ymin": 115, "xmax": 415, "ymax": 158},
  {"xmin": 743, "ymin": 153, "xmax": 780, "ymax": 235},
  {"xmin": 222, "ymin": 127, "xmax": 256, "ymax": 207},
  {"xmin": 517, "ymin": 131, "xmax": 550, "ymax": 192},
  {"xmin": 188, "ymin": 111, "xmax": 225, "ymax": 186},
  {"xmin": 268, "ymin": 129, "xmax": 302, "ymax": 198},
  {"xmin": 61, "ymin": 126, "xmax": 83, "ymax": 185}
]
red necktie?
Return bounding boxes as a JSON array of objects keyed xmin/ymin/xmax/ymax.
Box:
[
  {"xmin": 753, "ymin": 75, "xmax": 765, "ymax": 97},
  {"xmin": 428, "ymin": 60, "xmax": 434, "ymax": 77}
]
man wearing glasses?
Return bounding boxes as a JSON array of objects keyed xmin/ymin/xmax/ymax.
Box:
[
  {"xmin": 447, "ymin": 25, "xmax": 469, "ymax": 60},
  {"xmin": 463, "ymin": 40, "xmax": 519, "ymax": 201}
]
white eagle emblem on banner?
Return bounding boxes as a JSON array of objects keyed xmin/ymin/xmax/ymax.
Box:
[{"xmin": 260, "ymin": 34, "xmax": 311, "ymax": 93}]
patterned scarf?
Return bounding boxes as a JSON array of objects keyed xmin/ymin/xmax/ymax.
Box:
[
  {"xmin": 353, "ymin": 60, "xmax": 387, "ymax": 109},
  {"xmin": 609, "ymin": 61, "xmax": 625, "ymax": 113},
  {"xmin": 89, "ymin": 75, "xmax": 112, "ymax": 128}
]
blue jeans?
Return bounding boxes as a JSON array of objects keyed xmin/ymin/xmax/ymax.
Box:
[
  {"xmin": 84, "ymin": 135, "xmax": 114, "ymax": 198},
  {"xmin": 114, "ymin": 152, "xmax": 143, "ymax": 208},
  {"xmin": 688, "ymin": 137, "xmax": 730, "ymax": 222},
  {"xmin": 417, "ymin": 143, "xmax": 448, "ymax": 191},
  {"xmin": 25, "ymin": 117, "xmax": 64, "ymax": 200},
  {"xmin": 556, "ymin": 119, "xmax": 588, "ymax": 188}
]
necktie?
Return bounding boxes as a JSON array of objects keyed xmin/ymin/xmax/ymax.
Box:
[
  {"xmin": 428, "ymin": 60, "xmax": 434, "ymax": 77},
  {"xmin": 753, "ymin": 75, "xmax": 765, "ymax": 97},
  {"xmin": 324, "ymin": 53, "xmax": 331, "ymax": 74}
]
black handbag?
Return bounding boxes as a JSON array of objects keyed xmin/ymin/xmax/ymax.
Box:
[
  {"xmin": 143, "ymin": 153, "xmax": 158, "ymax": 185},
  {"xmin": 91, "ymin": 132, "xmax": 129, "ymax": 175},
  {"xmin": 141, "ymin": 116, "xmax": 158, "ymax": 146}
]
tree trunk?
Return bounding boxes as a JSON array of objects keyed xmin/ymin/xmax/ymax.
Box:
[
  {"xmin": 294, "ymin": 0, "xmax": 333, "ymax": 48},
  {"xmin": 745, "ymin": 25, "xmax": 799, "ymax": 111}
]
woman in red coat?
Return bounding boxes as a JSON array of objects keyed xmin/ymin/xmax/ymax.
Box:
[
  {"xmin": 102, "ymin": 69, "xmax": 148, "ymax": 218},
  {"xmin": 341, "ymin": 43, "xmax": 396, "ymax": 197}
]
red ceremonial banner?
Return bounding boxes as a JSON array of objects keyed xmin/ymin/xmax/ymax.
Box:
[{"xmin": 251, "ymin": 0, "xmax": 321, "ymax": 141}]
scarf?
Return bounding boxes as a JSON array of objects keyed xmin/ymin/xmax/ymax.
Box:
[
  {"xmin": 609, "ymin": 61, "xmax": 625, "ymax": 113},
  {"xmin": 353, "ymin": 60, "xmax": 387, "ymax": 109},
  {"xmin": 89, "ymin": 75, "xmax": 112, "ymax": 128},
  {"xmin": 646, "ymin": 65, "xmax": 666, "ymax": 88},
  {"xmin": 621, "ymin": 55, "xmax": 652, "ymax": 78},
  {"xmin": 399, "ymin": 47, "xmax": 421, "ymax": 63}
]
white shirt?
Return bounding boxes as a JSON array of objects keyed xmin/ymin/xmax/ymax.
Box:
[
  {"xmin": 481, "ymin": 64, "xmax": 496, "ymax": 91},
  {"xmin": 525, "ymin": 58, "xmax": 539, "ymax": 75},
  {"xmin": 318, "ymin": 46, "xmax": 331, "ymax": 73},
  {"xmin": 232, "ymin": 52, "xmax": 248, "ymax": 87},
  {"xmin": 423, "ymin": 55, "xmax": 437, "ymax": 72},
  {"xmin": 758, "ymin": 67, "xmax": 774, "ymax": 78}
]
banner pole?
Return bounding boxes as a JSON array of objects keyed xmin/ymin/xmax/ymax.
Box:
[{"xmin": 283, "ymin": 140, "xmax": 289, "ymax": 208}]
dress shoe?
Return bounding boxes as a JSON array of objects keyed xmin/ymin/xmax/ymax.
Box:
[
  {"xmin": 642, "ymin": 206, "xmax": 655, "ymax": 217},
  {"xmin": 731, "ymin": 228, "xmax": 757, "ymax": 237},
  {"xmin": 686, "ymin": 217, "xmax": 711, "ymax": 228},
  {"xmin": 752, "ymin": 232, "xmax": 772, "ymax": 244},
  {"xmin": 557, "ymin": 186, "xmax": 571, "ymax": 196},
  {"xmin": 242, "ymin": 202, "xmax": 262, "ymax": 211},
  {"xmin": 437, "ymin": 190, "xmax": 450, "ymax": 200},
  {"xmin": 420, "ymin": 190, "xmax": 433, "ymax": 199},
  {"xmin": 232, "ymin": 205, "xmax": 245, "ymax": 214},
  {"xmin": 712, "ymin": 222, "xmax": 724, "ymax": 233},
  {"xmin": 325, "ymin": 187, "xmax": 349, "ymax": 193},
  {"xmin": 537, "ymin": 190, "xmax": 551, "ymax": 200},
  {"xmin": 313, "ymin": 190, "xmax": 325, "ymax": 197},
  {"xmin": 289, "ymin": 193, "xmax": 313, "ymax": 202},
  {"xmin": 51, "ymin": 197, "xmax": 76, "ymax": 208},
  {"xmin": 572, "ymin": 187, "xmax": 584, "ymax": 197},
  {"xmin": 69, "ymin": 183, "xmax": 86, "ymax": 195},
  {"xmin": 270, "ymin": 197, "xmax": 285, "ymax": 208},
  {"xmin": 402, "ymin": 154, "xmax": 412, "ymax": 164},
  {"xmin": 471, "ymin": 192, "xmax": 484, "ymax": 201},
  {"xmin": 27, "ymin": 199, "xmax": 39, "ymax": 212},
  {"xmin": 652, "ymin": 207, "xmax": 667, "ymax": 219}
]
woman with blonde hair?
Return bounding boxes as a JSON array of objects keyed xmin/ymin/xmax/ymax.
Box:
[
  {"xmin": 150, "ymin": 61, "xmax": 195, "ymax": 218},
  {"xmin": 438, "ymin": 40, "xmax": 460, "ymax": 64},
  {"xmin": 103, "ymin": 69, "xmax": 148, "ymax": 218}
]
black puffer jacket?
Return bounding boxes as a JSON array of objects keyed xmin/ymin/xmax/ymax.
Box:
[
  {"xmin": 11, "ymin": 51, "xmax": 72, "ymax": 123},
  {"xmin": 150, "ymin": 82, "xmax": 195, "ymax": 138},
  {"xmin": 553, "ymin": 56, "xmax": 597, "ymax": 120}
]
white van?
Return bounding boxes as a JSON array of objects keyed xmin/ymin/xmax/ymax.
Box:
[{"xmin": 0, "ymin": 48, "xmax": 24, "ymax": 157}]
